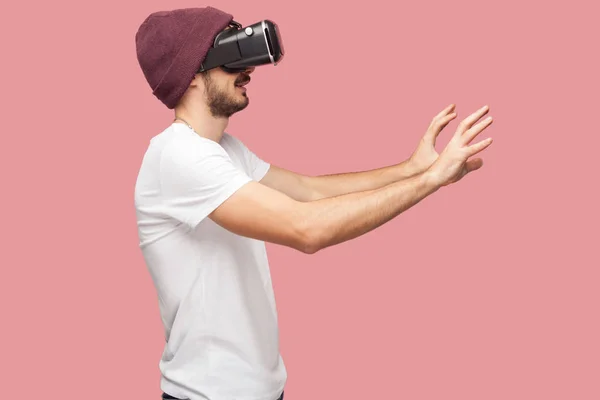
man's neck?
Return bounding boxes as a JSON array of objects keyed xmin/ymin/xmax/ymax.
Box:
[{"xmin": 173, "ymin": 103, "xmax": 228, "ymax": 143}]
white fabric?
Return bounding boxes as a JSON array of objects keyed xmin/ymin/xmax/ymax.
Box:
[{"xmin": 134, "ymin": 123, "xmax": 286, "ymax": 400}]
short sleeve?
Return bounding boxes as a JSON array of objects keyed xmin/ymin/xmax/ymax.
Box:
[
  {"xmin": 159, "ymin": 138, "xmax": 253, "ymax": 230},
  {"xmin": 223, "ymin": 133, "xmax": 271, "ymax": 181}
]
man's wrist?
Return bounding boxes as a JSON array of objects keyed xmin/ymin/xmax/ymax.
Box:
[
  {"xmin": 395, "ymin": 157, "xmax": 422, "ymax": 180},
  {"xmin": 407, "ymin": 155, "xmax": 434, "ymax": 176},
  {"xmin": 419, "ymin": 169, "xmax": 443, "ymax": 193}
]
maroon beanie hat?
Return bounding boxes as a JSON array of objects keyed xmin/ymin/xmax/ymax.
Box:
[{"xmin": 135, "ymin": 7, "xmax": 234, "ymax": 109}]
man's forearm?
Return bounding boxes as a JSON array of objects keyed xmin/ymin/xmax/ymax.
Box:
[
  {"xmin": 297, "ymin": 170, "xmax": 439, "ymax": 253},
  {"xmin": 305, "ymin": 158, "xmax": 422, "ymax": 200}
]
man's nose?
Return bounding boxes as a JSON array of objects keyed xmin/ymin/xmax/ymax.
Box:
[{"xmin": 245, "ymin": 66, "xmax": 256, "ymax": 74}]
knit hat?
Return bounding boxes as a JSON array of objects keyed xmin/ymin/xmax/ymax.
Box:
[{"xmin": 135, "ymin": 7, "xmax": 234, "ymax": 109}]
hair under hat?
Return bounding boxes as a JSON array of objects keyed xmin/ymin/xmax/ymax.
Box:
[{"xmin": 135, "ymin": 6, "xmax": 233, "ymax": 109}]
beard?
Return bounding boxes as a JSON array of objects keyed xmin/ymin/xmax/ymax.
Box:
[{"xmin": 202, "ymin": 72, "xmax": 250, "ymax": 118}]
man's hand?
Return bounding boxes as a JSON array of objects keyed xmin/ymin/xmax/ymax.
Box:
[
  {"xmin": 425, "ymin": 105, "xmax": 494, "ymax": 187},
  {"xmin": 408, "ymin": 103, "xmax": 458, "ymax": 173}
]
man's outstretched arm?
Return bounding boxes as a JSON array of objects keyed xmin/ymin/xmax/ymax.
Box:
[
  {"xmin": 260, "ymin": 161, "xmax": 419, "ymax": 202},
  {"xmin": 260, "ymin": 104, "xmax": 459, "ymax": 201},
  {"xmin": 212, "ymin": 170, "xmax": 440, "ymax": 254},
  {"xmin": 211, "ymin": 105, "xmax": 493, "ymax": 253}
]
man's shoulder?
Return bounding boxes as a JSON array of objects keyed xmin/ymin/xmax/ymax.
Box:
[
  {"xmin": 221, "ymin": 131, "xmax": 241, "ymax": 147},
  {"xmin": 159, "ymin": 125, "xmax": 225, "ymax": 159},
  {"xmin": 222, "ymin": 132, "xmax": 255, "ymax": 154}
]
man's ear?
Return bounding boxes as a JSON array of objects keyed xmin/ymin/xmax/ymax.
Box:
[
  {"xmin": 191, "ymin": 71, "xmax": 210, "ymax": 87},
  {"xmin": 189, "ymin": 73, "xmax": 201, "ymax": 88}
]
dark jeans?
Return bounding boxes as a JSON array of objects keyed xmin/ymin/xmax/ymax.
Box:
[{"xmin": 162, "ymin": 391, "xmax": 284, "ymax": 400}]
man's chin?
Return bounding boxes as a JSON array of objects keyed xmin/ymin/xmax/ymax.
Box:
[
  {"xmin": 236, "ymin": 91, "xmax": 249, "ymax": 105},
  {"xmin": 238, "ymin": 99, "xmax": 249, "ymax": 111}
]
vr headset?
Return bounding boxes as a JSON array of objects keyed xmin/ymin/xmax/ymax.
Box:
[{"xmin": 198, "ymin": 19, "xmax": 284, "ymax": 74}]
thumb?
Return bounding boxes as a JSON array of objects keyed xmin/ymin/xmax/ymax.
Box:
[{"xmin": 464, "ymin": 158, "xmax": 484, "ymax": 174}]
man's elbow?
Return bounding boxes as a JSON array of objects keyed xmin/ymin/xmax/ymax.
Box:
[
  {"xmin": 299, "ymin": 235, "xmax": 321, "ymax": 254},
  {"xmin": 293, "ymin": 218, "xmax": 325, "ymax": 254}
]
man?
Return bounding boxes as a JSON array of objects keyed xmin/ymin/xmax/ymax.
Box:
[{"xmin": 134, "ymin": 6, "xmax": 494, "ymax": 400}]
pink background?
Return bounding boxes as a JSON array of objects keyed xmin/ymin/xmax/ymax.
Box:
[{"xmin": 2, "ymin": 0, "xmax": 598, "ymax": 399}]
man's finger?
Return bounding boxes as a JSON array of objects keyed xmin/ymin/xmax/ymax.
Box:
[
  {"xmin": 430, "ymin": 104, "xmax": 456, "ymax": 127},
  {"xmin": 436, "ymin": 103, "xmax": 456, "ymax": 119},
  {"xmin": 465, "ymin": 157, "xmax": 484, "ymax": 173},
  {"xmin": 463, "ymin": 116, "xmax": 493, "ymax": 144},
  {"xmin": 456, "ymin": 105, "xmax": 489, "ymax": 134},
  {"xmin": 466, "ymin": 137, "xmax": 493, "ymax": 157},
  {"xmin": 429, "ymin": 112, "xmax": 457, "ymax": 137}
]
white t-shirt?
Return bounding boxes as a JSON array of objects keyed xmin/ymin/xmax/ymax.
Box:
[{"xmin": 134, "ymin": 122, "xmax": 287, "ymax": 400}]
